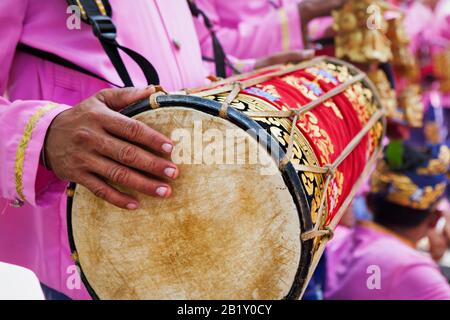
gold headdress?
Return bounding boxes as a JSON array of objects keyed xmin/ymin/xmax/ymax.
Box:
[{"xmin": 371, "ymin": 143, "xmax": 450, "ymax": 210}]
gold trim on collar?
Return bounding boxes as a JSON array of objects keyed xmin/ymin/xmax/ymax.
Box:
[
  {"xmin": 14, "ymin": 104, "xmax": 60, "ymax": 202},
  {"xmin": 278, "ymin": 8, "xmax": 290, "ymax": 52}
]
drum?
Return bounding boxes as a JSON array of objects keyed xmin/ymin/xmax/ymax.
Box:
[{"xmin": 67, "ymin": 56, "xmax": 385, "ymax": 300}]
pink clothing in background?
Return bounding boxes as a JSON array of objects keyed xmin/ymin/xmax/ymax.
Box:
[
  {"xmin": 0, "ymin": 0, "xmax": 209, "ymax": 299},
  {"xmin": 404, "ymin": 0, "xmax": 450, "ymax": 108},
  {"xmin": 325, "ymin": 225, "xmax": 450, "ymax": 300},
  {"xmin": 193, "ymin": 0, "xmax": 304, "ymax": 62}
]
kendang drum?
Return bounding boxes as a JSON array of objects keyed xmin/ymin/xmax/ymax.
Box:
[{"xmin": 67, "ymin": 56, "xmax": 386, "ymax": 300}]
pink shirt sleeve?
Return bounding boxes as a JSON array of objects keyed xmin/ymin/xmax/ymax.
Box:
[
  {"xmin": 0, "ymin": 1, "xmax": 71, "ymax": 207},
  {"xmin": 195, "ymin": 0, "xmax": 304, "ymax": 61},
  {"xmin": 389, "ymin": 262, "xmax": 450, "ymax": 300}
]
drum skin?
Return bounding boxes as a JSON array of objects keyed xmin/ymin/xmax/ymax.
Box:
[
  {"xmin": 67, "ymin": 58, "xmax": 384, "ymax": 300},
  {"xmin": 68, "ymin": 95, "xmax": 314, "ymax": 300}
]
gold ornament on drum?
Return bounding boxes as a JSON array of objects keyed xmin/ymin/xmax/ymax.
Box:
[{"xmin": 332, "ymin": 0, "xmax": 393, "ymax": 64}]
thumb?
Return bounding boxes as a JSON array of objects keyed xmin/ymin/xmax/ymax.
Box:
[
  {"xmin": 96, "ymin": 86, "xmax": 156, "ymax": 111},
  {"xmin": 255, "ymin": 49, "xmax": 315, "ymax": 69},
  {"xmin": 275, "ymin": 49, "xmax": 316, "ymax": 64}
]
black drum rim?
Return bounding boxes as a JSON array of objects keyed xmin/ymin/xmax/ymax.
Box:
[{"xmin": 67, "ymin": 94, "xmax": 315, "ymax": 300}]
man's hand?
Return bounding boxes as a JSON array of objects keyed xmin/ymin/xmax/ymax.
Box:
[
  {"xmin": 298, "ymin": 0, "xmax": 346, "ymax": 27},
  {"xmin": 254, "ymin": 49, "xmax": 315, "ymax": 69},
  {"xmin": 45, "ymin": 86, "xmax": 178, "ymax": 210}
]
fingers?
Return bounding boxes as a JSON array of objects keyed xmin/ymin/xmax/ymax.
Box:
[
  {"xmin": 80, "ymin": 173, "xmax": 140, "ymax": 210},
  {"xmin": 290, "ymin": 49, "xmax": 316, "ymax": 61},
  {"xmin": 103, "ymin": 112, "xmax": 174, "ymax": 155},
  {"xmin": 88, "ymin": 156, "xmax": 172, "ymax": 199},
  {"xmin": 96, "ymin": 135, "xmax": 178, "ymax": 180},
  {"xmin": 96, "ymin": 86, "xmax": 156, "ymax": 111},
  {"xmin": 255, "ymin": 49, "xmax": 316, "ymax": 69},
  {"xmin": 272, "ymin": 49, "xmax": 315, "ymax": 65}
]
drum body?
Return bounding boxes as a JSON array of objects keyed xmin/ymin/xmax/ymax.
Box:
[{"xmin": 68, "ymin": 57, "xmax": 385, "ymax": 300}]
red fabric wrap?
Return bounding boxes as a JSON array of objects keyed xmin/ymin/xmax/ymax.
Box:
[{"xmin": 242, "ymin": 67, "xmax": 372, "ymax": 223}]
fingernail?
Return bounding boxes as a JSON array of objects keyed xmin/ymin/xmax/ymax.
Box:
[
  {"xmin": 162, "ymin": 143, "xmax": 173, "ymax": 153},
  {"xmin": 164, "ymin": 167, "xmax": 177, "ymax": 178},
  {"xmin": 156, "ymin": 186, "xmax": 168, "ymax": 197},
  {"xmin": 127, "ymin": 203, "xmax": 138, "ymax": 210}
]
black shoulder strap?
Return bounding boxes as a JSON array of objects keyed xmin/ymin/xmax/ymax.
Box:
[
  {"xmin": 67, "ymin": 0, "xmax": 159, "ymax": 87},
  {"xmin": 17, "ymin": 43, "xmax": 121, "ymax": 87},
  {"xmin": 187, "ymin": 0, "xmax": 227, "ymax": 78}
]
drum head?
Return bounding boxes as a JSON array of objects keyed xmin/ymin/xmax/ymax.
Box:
[{"xmin": 69, "ymin": 105, "xmax": 309, "ymax": 300}]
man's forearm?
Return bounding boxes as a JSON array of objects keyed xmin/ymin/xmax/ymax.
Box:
[{"xmin": 298, "ymin": 0, "xmax": 346, "ymax": 29}]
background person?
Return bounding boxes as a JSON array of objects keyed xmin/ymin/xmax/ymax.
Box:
[{"xmin": 325, "ymin": 142, "xmax": 450, "ymax": 300}]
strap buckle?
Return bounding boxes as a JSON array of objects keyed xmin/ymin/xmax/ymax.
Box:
[{"xmin": 90, "ymin": 15, "xmax": 117, "ymax": 42}]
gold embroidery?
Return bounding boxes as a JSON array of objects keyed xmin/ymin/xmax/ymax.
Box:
[
  {"xmin": 282, "ymin": 75, "xmax": 318, "ymax": 100},
  {"xmin": 278, "ymin": 8, "xmax": 290, "ymax": 52},
  {"xmin": 296, "ymin": 111, "xmax": 334, "ymax": 165},
  {"xmin": 255, "ymin": 84, "xmax": 281, "ymax": 99},
  {"xmin": 323, "ymin": 100, "xmax": 343, "ymax": 120},
  {"xmin": 14, "ymin": 104, "xmax": 59, "ymax": 201}
]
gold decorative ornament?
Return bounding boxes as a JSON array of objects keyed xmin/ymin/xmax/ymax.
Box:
[
  {"xmin": 333, "ymin": 0, "xmax": 393, "ymax": 64},
  {"xmin": 387, "ymin": 14, "xmax": 419, "ymax": 81},
  {"xmin": 433, "ymin": 48, "xmax": 450, "ymax": 93},
  {"xmin": 367, "ymin": 69, "xmax": 398, "ymax": 119},
  {"xmin": 398, "ymin": 84, "xmax": 424, "ymax": 128}
]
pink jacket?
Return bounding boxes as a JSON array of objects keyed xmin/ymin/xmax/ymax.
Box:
[
  {"xmin": 193, "ymin": 0, "xmax": 304, "ymax": 62},
  {"xmin": 0, "ymin": 0, "xmax": 209, "ymax": 299}
]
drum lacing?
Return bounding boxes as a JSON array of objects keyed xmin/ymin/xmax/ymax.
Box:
[
  {"xmin": 298, "ymin": 109, "xmax": 384, "ymax": 242},
  {"xmin": 219, "ymin": 82, "xmax": 242, "ymax": 118},
  {"xmin": 188, "ymin": 56, "xmax": 326, "ymax": 98},
  {"xmin": 302, "ymin": 226, "xmax": 334, "ymax": 241},
  {"xmin": 197, "ymin": 58, "xmax": 384, "ymax": 244},
  {"xmin": 148, "ymin": 86, "xmax": 168, "ymax": 109},
  {"xmin": 179, "ymin": 58, "xmax": 386, "ymax": 298}
]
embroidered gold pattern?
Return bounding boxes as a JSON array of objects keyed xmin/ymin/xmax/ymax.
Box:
[
  {"xmin": 14, "ymin": 104, "xmax": 59, "ymax": 201},
  {"xmin": 204, "ymin": 59, "xmax": 383, "ymax": 230}
]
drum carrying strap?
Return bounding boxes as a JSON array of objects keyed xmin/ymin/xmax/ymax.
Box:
[
  {"xmin": 66, "ymin": 0, "xmax": 159, "ymax": 87},
  {"xmin": 17, "ymin": 0, "xmax": 160, "ymax": 87},
  {"xmin": 187, "ymin": 0, "xmax": 228, "ymax": 78}
]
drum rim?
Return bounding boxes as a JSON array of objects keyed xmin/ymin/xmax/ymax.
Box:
[{"xmin": 67, "ymin": 94, "xmax": 314, "ymax": 300}]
